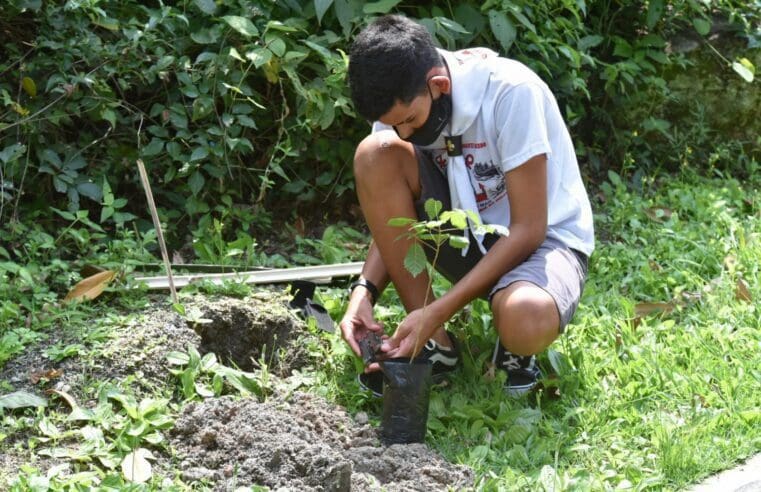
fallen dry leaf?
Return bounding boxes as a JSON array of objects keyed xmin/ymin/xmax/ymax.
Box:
[
  {"xmin": 64, "ymin": 270, "xmax": 117, "ymax": 303},
  {"xmin": 736, "ymin": 278, "xmax": 752, "ymax": 302},
  {"xmin": 633, "ymin": 301, "xmax": 676, "ymax": 329},
  {"xmin": 634, "ymin": 302, "xmax": 676, "ymax": 318},
  {"xmin": 30, "ymin": 368, "xmax": 63, "ymax": 384},
  {"xmin": 45, "ymin": 388, "xmax": 78, "ymax": 410}
]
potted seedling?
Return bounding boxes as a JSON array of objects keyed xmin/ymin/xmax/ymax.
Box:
[{"xmin": 374, "ymin": 198, "xmax": 506, "ymax": 444}]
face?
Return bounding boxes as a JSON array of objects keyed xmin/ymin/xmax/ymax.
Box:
[{"xmin": 378, "ymin": 91, "xmax": 433, "ymax": 141}]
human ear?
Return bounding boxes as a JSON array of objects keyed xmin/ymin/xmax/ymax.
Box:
[{"xmin": 429, "ymin": 75, "xmax": 451, "ymax": 96}]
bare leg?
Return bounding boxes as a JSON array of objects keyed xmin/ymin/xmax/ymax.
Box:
[
  {"xmin": 354, "ymin": 132, "xmax": 451, "ymax": 348},
  {"xmin": 490, "ymin": 281, "xmax": 560, "ymax": 355}
]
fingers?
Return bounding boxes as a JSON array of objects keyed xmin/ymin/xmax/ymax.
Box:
[
  {"xmin": 380, "ymin": 335, "xmax": 399, "ymax": 354},
  {"xmin": 339, "ymin": 320, "xmax": 362, "ymax": 356}
]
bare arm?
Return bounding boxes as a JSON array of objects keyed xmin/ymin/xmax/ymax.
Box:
[{"xmin": 383, "ymin": 153, "xmax": 548, "ymax": 356}]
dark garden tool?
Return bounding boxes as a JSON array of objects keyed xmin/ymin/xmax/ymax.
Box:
[
  {"xmin": 288, "ymin": 280, "xmax": 335, "ymax": 333},
  {"xmin": 379, "ymin": 357, "xmax": 433, "ymax": 445}
]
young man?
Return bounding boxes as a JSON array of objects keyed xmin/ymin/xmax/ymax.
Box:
[{"xmin": 340, "ymin": 14, "xmax": 594, "ymax": 396}]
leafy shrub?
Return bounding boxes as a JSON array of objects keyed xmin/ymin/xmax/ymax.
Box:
[{"xmin": 0, "ymin": 0, "xmax": 757, "ymax": 262}]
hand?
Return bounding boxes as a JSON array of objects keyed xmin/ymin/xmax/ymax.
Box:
[
  {"xmin": 380, "ymin": 307, "xmax": 439, "ymax": 360},
  {"xmin": 339, "ymin": 295, "xmax": 383, "ymax": 358}
]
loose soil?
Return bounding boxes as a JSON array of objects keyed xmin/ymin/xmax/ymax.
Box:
[
  {"xmin": 1, "ymin": 289, "xmax": 474, "ymax": 490},
  {"xmin": 171, "ymin": 393, "xmax": 473, "ymax": 491}
]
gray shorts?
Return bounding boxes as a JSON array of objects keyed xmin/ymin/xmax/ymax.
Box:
[{"xmin": 413, "ymin": 149, "xmax": 588, "ymax": 333}]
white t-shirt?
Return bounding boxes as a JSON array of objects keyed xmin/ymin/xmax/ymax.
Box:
[{"xmin": 374, "ymin": 48, "xmax": 595, "ymax": 256}]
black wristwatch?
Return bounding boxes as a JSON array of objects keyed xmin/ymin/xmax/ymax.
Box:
[{"xmin": 349, "ymin": 278, "xmax": 379, "ymax": 306}]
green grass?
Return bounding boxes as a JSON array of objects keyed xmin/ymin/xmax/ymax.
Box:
[
  {"xmin": 321, "ymin": 171, "xmax": 761, "ymax": 490},
  {"xmin": 1, "ymin": 170, "xmax": 759, "ymax": 490}
]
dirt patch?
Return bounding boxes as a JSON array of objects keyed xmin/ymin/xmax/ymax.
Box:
[
  {"xmin": 170, "ymin": 392, "xmax": 474, "ymax": 491},
  {"xmin": 1, "ymin": 291, "xmax": 474, "ymax": 489},
  {"xmin": 0, "ymin": 290, "xmax": 306, "ymax": 399},
  {"xmin": 190, "ymin": 291, "xmax": 310, "ymax": 375}
]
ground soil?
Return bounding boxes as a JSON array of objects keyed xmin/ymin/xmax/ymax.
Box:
[
  {"xmin": 0, "ymin": 290, "xmax": 474, "ymax": 490},
  {"xmin": 170, "ymin": 393, "xmax": 473, "ymax": 491}
]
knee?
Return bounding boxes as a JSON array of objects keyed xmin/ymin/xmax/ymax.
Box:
[{"xmin": 491, "ymin": 285, "xmax": 559, "ymax": 355}]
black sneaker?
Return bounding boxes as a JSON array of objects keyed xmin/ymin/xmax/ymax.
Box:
[
  {"xmin": 358, "ymin": 331, "xmax": 461, "ymax": 398},
  {"xmin": 492, "ymin": 340, "xmax": 541, "ymax": 397}
]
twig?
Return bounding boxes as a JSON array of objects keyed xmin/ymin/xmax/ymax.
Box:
[
  {"xmin": 136, "ymin": 158, "xmax": 178, "ymax": 304},
  {"xmin": 0, "ymin": 159, "xmax": 5, "ymax": 223},
  {"xmin": 11, "ymin": 144, "xmax": 31, "ymax": 222},
  {"xmin": 133, "ymin": 116, "xmax": 177, "ymax": 303}
]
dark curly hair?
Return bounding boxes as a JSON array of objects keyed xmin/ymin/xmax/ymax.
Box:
[{"xmin": 348, "ymin": 15, "xmax": 444, "ymax": 122}]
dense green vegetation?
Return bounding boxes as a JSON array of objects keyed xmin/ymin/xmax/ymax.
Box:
[
  {"xmin": 1, "ymin": 0, "xmax": 758, "ymax": 257},
  {"xmin": 1, "ymin": 0, "xmax": 759, "ymax": 490}
]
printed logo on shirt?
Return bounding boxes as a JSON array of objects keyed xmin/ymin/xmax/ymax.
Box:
[
  {"xmin": 465, "ymin": 154, "xmax": 506, "ymax": 211},
  {"xmin": 432, "ymin": 140, "xmax": 507, "ymax": 213}
]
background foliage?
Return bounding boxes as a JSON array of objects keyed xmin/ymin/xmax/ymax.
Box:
[{"xmin": 1, "ymin": 0, "xmax": 758, "ymax": 265}]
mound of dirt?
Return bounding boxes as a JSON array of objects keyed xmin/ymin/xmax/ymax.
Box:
[
  {"xmin": 170, "ymin": 392, "xmax": 474, "ymax": 491},
  {"xmin": 190, "ymin": 291, "xmax": 310, "ymax": 375}
]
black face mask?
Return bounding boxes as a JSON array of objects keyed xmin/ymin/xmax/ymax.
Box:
[{"xmin": 396, "ymin": 87, "xmax": 451, "ymax": 147}]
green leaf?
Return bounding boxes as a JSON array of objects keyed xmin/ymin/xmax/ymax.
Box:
[
  {"xmin": 334, "ymin": 0, "xmax": 356, "ymax": 37},
  {"xmin": 190, "ymin": 146, "xmax": 208, "ymax": 162},
  {"xmin": 363, "ymin": 0, "xmax": 402, "ymax": 14},
  {"xmin": 191, "ymin": 28, "xmax": 220, "ymax": 45},
  {"xmin": 17, "ymin": 0, "xmax": 42, "ymax": 10},
  {"xmin": 192, "ymin": 96, "xmax": 214, "ymax": 121},
  {"xmin": 0, "ymin": 391, "xmax": 47, "ymax": 409},
  {"xmin": 200, "ymin": 352, "xmax": 218, "ymax": 372},
  {"xmin": 511, "ymin": 9, "xmax": 535, "ymax": 33},
  {"xmin": 646, "ymin": 0, "xmax": 664, "ymax": 29},
  {"xmin": 267, "ymin": 37, "xmax": 287, "ymax": 57},
  {"xmin": 403, "ymin": 242, "xmax": 427, "ymax": 277},
  {"xmin": 639, "ymin": 34, "xmax": 665, "ymax": 48},
  {"xmin": 315, "ymin": 0, "xmax": 334, "ymax": 24},
  {"xmin": 188, "ymin": 171, "xmax": 205, "ymax": 196},
  {"xmin": 441, "ymin": 210, "xmax": 468, "ymax": 230},
  {"xmin": 547, "ymin": 349, "xmax": 572, "ymax": 376},
  {"xmin": 488, "ymin": 10, "xmax": 516, "ymax": 54},
  {"xmin": 732, "ymin": 58, "xmax": 754, "ymax": 83},
  {"xmin": 424, "ymin": 198, "xmax": 443, "ymax": 220},
  {"xmin": 193, "ymin": 0, "xmax": 216, "ymax": 14},
  {"xmin": 578, "ymin": 35, "xmax": 604, "ymax": 51},
  {"xmin": 100, "ymin": 107, "xmax": 116, "ymax": 128},
  {"xmin": 100, "ymin": 206, "xmax": 114, "ymax": 223},
  {"xmin": 692, "ymin": 18, "xmax": 711, "ymax": 36},
  {"xmin": 0, "ymin": 143, "xmax": 26, "ymax": 164},
  {"xmin": 437, "ymin": 17, "xmax": 470, "ymax": 35},
  {"xmin": 41, "ymin": 148, "xmax": 62, "ymax": 168},
  {"xmin": 448, "ymin": 235, "xmax": 470, "ymax": 250},
  {"xmin": 142, "ymin": 138, "xmax": 164, "ymax": 157},
  {"xmin": 77, "ymin": 182, "xmax": 102, "ymax": 201},
  {"xmin": 246, "ymin": 48, "xmax": 272, "ymax": 68},
  {"xmin": 222, "ymin": 16, "xmax": 259, "ymax": 38},
  {"xmin": 388, "ymin": 217, "xmax": 416, "ymax": 227}
]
